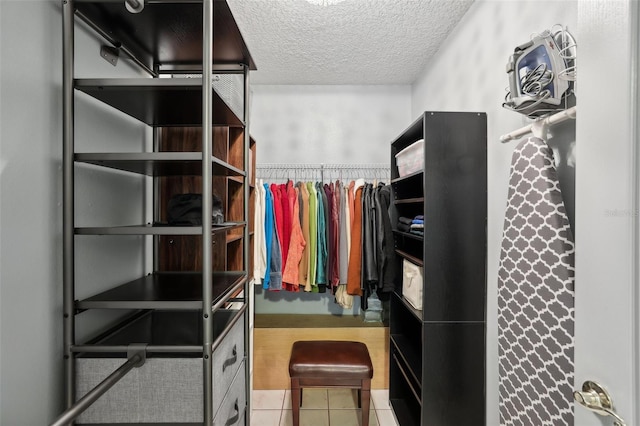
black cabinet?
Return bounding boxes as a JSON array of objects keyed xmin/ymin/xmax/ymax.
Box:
[{"xmin": 389, "ymin": 112, "xmax": 487, "ymax": 426}]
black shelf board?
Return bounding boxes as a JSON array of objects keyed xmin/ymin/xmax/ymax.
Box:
[
  {"xmin": 390, "ymin": 334, "xmax": 423, "ymax": 386},
  {"xmin": 75, "ymin": 78, "xmax": 243, "ymax": 127},
  {"xmin": 76, "ymin": 271, "xmax": 246, "ymax": 310},
  {"xmin": 77, "ymin": 423, "xmax": 201, "ymax": 426},
  {"xmin": 75, "ymin": 221, "xmax": 245, "ymax": 235},
  {"xmin": 394, "ymin": 249, "xmax": 423, "ymax": 267},
  {"xmin": 393, "ymin": 291, "xmax": 424, "ymax": 322},
  {"xmin": 394, "ymin": 197, "xmax": 424, "ymax": 205},
  {"xmin": 74, "ymin": 0, "xmax": 256, "ymax": 71},
  {"xmin": 76, "ymin": 308, "xmax": 243, "ymax": 358},
  {"xmin": 75, "ymin": 152, "xmax": 244, "ymax": 177},
  {"xmin": 389, "ymin": 399, "xmax": 420, "ymax": 426},
  {"xmin": 391, "ymin": 170, "xmax": 423, "ymax": 184},
  {"xmin": 392, "ymin": 229, "xmax": 423, "ymax": 241},
  {"xmin": 390, "ymin": 115, "xmax": 424, "ymax": 151}
]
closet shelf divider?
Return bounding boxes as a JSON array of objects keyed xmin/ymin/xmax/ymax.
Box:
[
  {"xmin": 75, "ymin": 152, "xmax": 245, "ymax": 177},
  {"xmin": 74, "ymin": 78, "xmax": 243, "ymax": 127},
  {"xmin": 74, "ymin": 222, "xmax": 246, "ymax": 236},
  {"xmin": 75, "ymin": 271, "xmax": 247, "ymax": 310}
]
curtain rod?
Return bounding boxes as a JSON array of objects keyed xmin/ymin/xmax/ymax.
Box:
[{"xmin": 500, "ymin": 106, "xmax": 577, "ymax": 143}]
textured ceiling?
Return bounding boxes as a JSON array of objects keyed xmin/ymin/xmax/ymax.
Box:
[{"xmin": 227, "ymin": 0, "xmax": 475, "ymax": 85}]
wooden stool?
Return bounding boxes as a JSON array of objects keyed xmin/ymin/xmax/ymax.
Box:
[{"xmin": 288, "ymin": 340, "xmax": 374, "ymax": 426}]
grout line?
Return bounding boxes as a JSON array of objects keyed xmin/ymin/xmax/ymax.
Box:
[{"xmin": 281, "ymin": 389, "xmax": 286, "ymax": 410}]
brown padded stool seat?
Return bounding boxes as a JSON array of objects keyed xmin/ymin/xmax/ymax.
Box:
[{"xmin": 289, "ymin": 341, "xmax": 373, "ymax": 426}]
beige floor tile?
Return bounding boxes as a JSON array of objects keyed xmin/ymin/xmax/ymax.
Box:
[
  {"xmin": 283, "ymin": 389, "xmax": 292, "ymax": 410},
  {"xmin": 280, "ymin": 410, "xmax": 292, "ymax": 426},
  {"xmin": 328, "ymin": 388, "xmax": 370, "ymax": 409},
  {"xmin": 280, "ymin": 409, "xmax": 329, "ymax": 426},
  {"xmin": 375, "ymin": 408, "xmax": 399, "ymax": 426},
  {"xmin": 253, "ymin": 390, "xmax": 286, "ymax": 409},
  {"xmin": 329, "ymin": 409, "xmax": 378, "ymax": 426},
  {"xmin": 300, "ymin": 388, "xmax": 329, "ymax": 409},
  {"xmin": 251, "ymin": 409, "xmax": 282, "ymax": 426},
  {"xmin": 371, "ymin": 389, "xmax": 390, "ymax": 410}
]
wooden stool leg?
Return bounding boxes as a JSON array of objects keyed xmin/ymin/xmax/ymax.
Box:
[
  {"xmin": 361, "ymin": 379, "xmax": 371, "ymax": 426},
  {"xmin": 291, "ymin": 378, "xmax": 301, "ymax": 426}
]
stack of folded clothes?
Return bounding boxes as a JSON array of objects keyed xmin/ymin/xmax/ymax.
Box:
[
  {"xmin": 397, "ymin": 216, "xmax": 412, "ymax": 232},
  {"xmin": 410, "ymin": 215, "xmax": 423, "ymax": 237},
  {"xmin": 397, "ymin": 215, "xmax": 424, "ymax": 237}
]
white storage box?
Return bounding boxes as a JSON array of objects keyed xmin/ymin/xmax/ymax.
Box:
[
  {"xmin": 402, "ymin": 259, "xmax": 423, "ymax": 310},
  {"xmin": 395, "ymin": 139, "xmax": 424, "ymax": 177}
]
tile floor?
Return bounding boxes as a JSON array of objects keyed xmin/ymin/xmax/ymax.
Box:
[{"xmin": 251, "ymin": 389, "xmax": 398, "ymax": 426}]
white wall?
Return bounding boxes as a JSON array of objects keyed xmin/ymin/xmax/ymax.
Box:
[
  {"xmin": 249, "ymin": 84, "xmax": 411, "ymax": 314},
  {"xmin": 410, "ymin": 2, "xmax": 577, "ymax": 425},
  {"xmin": 0, "ymin": 1, "xmax": 148, "ymax": 424},
  {"xmin": 251, "ymin": 85, "xmax": 411, "ymax": 165}
]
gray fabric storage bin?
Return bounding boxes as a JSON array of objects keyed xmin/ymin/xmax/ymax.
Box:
[
  {"xmin": 213, "ymin": 362, "xmax": 246, "ymax": 426},
  {"xmin": 77, "ymin": 357, "xmax": 203, "ymax": 423},
  {"xmin": 212, "ymin": 314, "xmax": 245, "ymax": 418},
  {"xmin": 76, "ymin": 309, "xmax": 245, "ymax": 423}
]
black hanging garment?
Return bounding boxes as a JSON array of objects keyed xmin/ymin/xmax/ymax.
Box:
[
  {"xmin": 167, "ymin": 193, "xmax": 223, "ymax": 225},
  {"xmin": 374, "ymin": 184, "xmax": 396, "ymax": 292}
]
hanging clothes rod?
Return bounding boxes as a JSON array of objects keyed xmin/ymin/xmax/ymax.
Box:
[
  {"xmin": 255, "ymin": 163, "xmax": 389, "ymax": 170},
  {"xmin": 255, "ymin": 163, "xmax": 390, "ymax": 182},
  {"xmin": 500, "ymin": 106, "xmax": 577, "ymax": 143}
]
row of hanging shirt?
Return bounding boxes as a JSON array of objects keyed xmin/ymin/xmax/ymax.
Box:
[{"xmin": 252, "ymin": 167, "xmax": 396, "ymax": 309}]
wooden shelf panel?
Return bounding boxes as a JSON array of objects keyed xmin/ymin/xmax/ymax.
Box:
[
  {"xmin": 76, "ymin": 271, "xmax": 247, "ymax": 310},
  {"xmin": 75, "ymin": 152, "xmax": 244, "ymax": 177},
  {"xmin": 390, "ymin": 334, "xmax": 423, "ymax": 386},
  {"xmin": 394, "ymin": 197, "xmax": 424, "ymax": 205},
  {"xmin": 75, "ymin": 222, "xmax": 245, "ymax": 236},
  {"xmin": 74, "ymin": 0, "xmax": 256, "ymax": 70},
  {"xmin": 391, "ymin": 170, "xmax": 423, "ymax": 184},
  {"xmin": 395, "ymin": 249, "xmax": 423, "ymax": 267},
  {"xmin": 389, "ymin": 399, "xmax": 420, "ymax": 426},
  {"xmin": 392, "ymin": 229, "xmax": 423, "ymax": 241},
  {"xmin": 76, "ymin": 308, "xmax": 244, "ymax": 357},
  {"xmin": 393, "ymin": 291, "xmax": 424, "ymax": 322},
  {"xmin": 226, "ymin": 233, "xmax": 243, "ymax": 244},
  {"xmin": 75, "ymin": 78, "xmax": 243, "ymax": 127},
  {"xmin": 228, "ymin": 176, "xmax": 244, "ymax": 184}
]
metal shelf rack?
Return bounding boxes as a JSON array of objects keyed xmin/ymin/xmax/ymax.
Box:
[{"xmin": 58, "ymin": 0, "xmax": 255, "ymax": 424}]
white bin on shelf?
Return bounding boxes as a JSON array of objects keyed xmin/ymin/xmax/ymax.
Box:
[
  {"xmin": 402, "ymin": 259, "xmax": 423, "ymax": 310},
  {"xmin": 395, "ymin": 139, "xmax": 424, "ymax": 177}
]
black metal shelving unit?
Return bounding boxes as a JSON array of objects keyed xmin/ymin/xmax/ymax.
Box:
[
  {"xmin": 388, "ymin": 112, "xmax": 487, "ymax": 426},
  {"xmin": 58, "ymin": 0, "xmax": 256, "ymax": 424}
]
